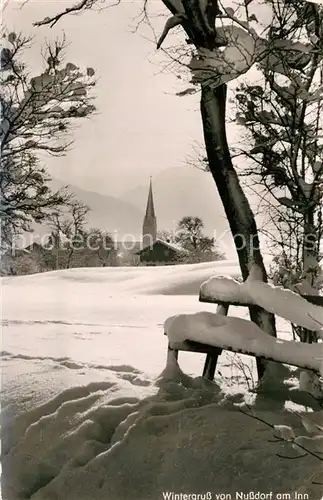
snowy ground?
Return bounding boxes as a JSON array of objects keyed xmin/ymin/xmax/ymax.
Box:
[
  {"xmin": 1, "ymin": 260, "xmax": 251, "ymax": 413},
  {"xmin": 2, "ymin": 260, "xmax": 323, "ymax": 500}
]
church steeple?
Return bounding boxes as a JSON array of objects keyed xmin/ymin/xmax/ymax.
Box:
[
  {"xmin": 145, "ymin": 177, "xmax": 155, "ymax": 217},
  {"xmin": 143, "ymin": 177, "xmax": 157, "ymax": 248}
]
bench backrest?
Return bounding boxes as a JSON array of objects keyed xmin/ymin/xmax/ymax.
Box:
[{"xmin": 200, "ymin": 294, "xmax": 323, "ymax": 308}]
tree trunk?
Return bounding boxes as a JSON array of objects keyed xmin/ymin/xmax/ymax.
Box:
[
  {"xmin": 200, "ymin": 84, "xmax": 277, "ymax": 378},
  {"xmin": 303, "ymin": 209, "xmax": 318, "ymax": 288},
  {"xmin": 300, "ymin": 208, "xmax": 319, "ymax": 343},
  {"xmin": 66, "ymin": 247, "xmax": 74, "ymax": 269},
  {"xmin": 298, "ymin": 208, "xmax": 322, "ymax": 397}
]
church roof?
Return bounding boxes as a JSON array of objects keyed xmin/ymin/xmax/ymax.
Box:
[
  {"xmin": 145, "ymin": 178, "xmax": 155, "ymax": 218},
  {"xmin": 135, "ymin": 238, "xmax": 188, "ymax": 255}
]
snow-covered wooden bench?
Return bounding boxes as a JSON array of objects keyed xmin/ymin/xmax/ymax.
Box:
[{"xmin": 164, "ymin": 271, "xmax": 323, "ymax": 381}]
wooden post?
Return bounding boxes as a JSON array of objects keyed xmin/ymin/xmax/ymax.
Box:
[
  {"xmin": 167, "ymin": 344, "xmax": 179, "ymax": 365},
  {"xmin": 202, "ymin": 303, "xmax": 228, "ymax": 380}
]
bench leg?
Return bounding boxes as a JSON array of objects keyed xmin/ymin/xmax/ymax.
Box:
[
  {"xmin": 256, "ymin": 357, "xmax": 266, "ymax": 380},
  {"xmin": 167, "ymin": 345, "xmax": 178, "ymax": 365},
  {"xmin": 202, "ymin": 303, "xmax": 228, "ymax": 381},
  {"xmin": 202, "ymin": 349, "xmax": 222, "ymax": 381}
]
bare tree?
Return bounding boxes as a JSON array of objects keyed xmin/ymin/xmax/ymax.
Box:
[
  {"xmin": 81, "ymin": 228, "xmax": 116, "ymax": 267},
  {"xmin": 0, "ymin": 31, "xmax": 96, "ymax": 249},
  {"xmin": 176, "ymin": 215, "xmax": 225, "ymax": 262},
  {"xmin": 47, "ymin": 200, "xmax": 90, "ymax": 269}
]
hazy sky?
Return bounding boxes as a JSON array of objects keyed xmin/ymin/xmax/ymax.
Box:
[{"xmin": 4, "ymin": 0, "xmax": 245, "ymax": 197}]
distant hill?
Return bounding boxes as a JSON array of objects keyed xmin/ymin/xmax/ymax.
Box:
[
  {"xmin": 51, "ymin": 168, "xmax": 231, "ymax": 242},
  {"xmin": 49, "ymin": 179, "xmax": 144, "ymax": 238},
  {"xmin": 24, "ymin": 179, "xmax": 144, "ymax": 247}
]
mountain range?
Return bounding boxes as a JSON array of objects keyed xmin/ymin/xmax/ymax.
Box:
[
  {"xmin": 35, "ymin": 167, "xmax": 235, "ymax": 255},
  {"xmin": 49, "ymin": 178, "xmax": 144, "ymax": 238},
  {"xmin": 51, "ymin": 166, "xmax": 230, "ymax": 233}
]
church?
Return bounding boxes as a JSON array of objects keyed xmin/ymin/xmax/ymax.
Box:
[{"xmin": 135, "ymin": 179, "xmax": 186, "ymax": 265}]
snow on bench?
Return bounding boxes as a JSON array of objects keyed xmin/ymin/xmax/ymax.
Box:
[
  {"xmin": 164, "ymin": 311, "xmax": 323, "ymax": 374},
  {"xmin": 200, "ymin": 274, "xmax": 323, "ymax": 335},
  {"xmin": 163, "ymin": 265, "xmax": 323, "ymax": 381}
]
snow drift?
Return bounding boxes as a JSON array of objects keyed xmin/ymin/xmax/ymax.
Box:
[
  {"xmin": 3, "ymin": 369, "xmax": 323, "ymax": 500},
  {"xmin": 4, "ymin": 259, "xmax": 323, "ymax": 500}
]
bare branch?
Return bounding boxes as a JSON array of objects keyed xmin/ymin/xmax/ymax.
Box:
[
  {"xmin": 157, "ymin": 14, "xmax": 186, "ymax": 49},
  {"xmin": 33, "ymin": 0, "xmax": 120, "ymax": 28}
]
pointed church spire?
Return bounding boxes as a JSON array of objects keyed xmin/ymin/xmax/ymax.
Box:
[
  {"xmin": 143, "ymin": 177, "xmax": 157, "ymax": 248},
  {"xmin": 145, "ymin": 177, "xmax": 155, "ymax": 218}
]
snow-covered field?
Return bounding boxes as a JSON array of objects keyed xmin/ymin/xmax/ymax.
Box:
[
  {"xmin": 2, "ymin": 260, "xmax": 323, "ymax": 500},
  {"xmin": 1, "ymin": 260, "xmax": 248, "ymax": 412}
]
